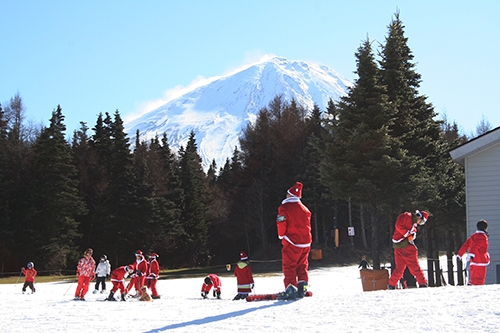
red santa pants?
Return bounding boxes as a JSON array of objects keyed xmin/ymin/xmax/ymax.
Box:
[
  {"xmin": 388, "ymin": 244, "xmax": 427, "ymax": 287},
  {"xmin": 110, "ymin": 281, "xmax": 126, "ymax": 294},
  {"xmin": 75, "ymin": 276, "xmax": 92, "ymax": 298},
  {"xmin": 469, "ymin": 264, "xmax": 487, "ymax": 285},
  {"xmin": 281, "ymin": 241, "xmax": 310, "ymax": 288},
  {"xmin": 147, "ymin": 278, "xmax": 159, "ymax": 297},
  {"xmin": 127, "ymin": 276, "xmax": 143, "ymax": 293}
]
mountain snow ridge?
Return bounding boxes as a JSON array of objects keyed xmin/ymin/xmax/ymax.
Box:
[{"xmin": 124, "ymin": 56, "xmax": 353, "ymax": 170}]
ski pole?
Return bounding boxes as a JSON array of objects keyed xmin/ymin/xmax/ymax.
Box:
[
  {"xmin": 64, "ymin": 279, "xmax": 77, "ymax": 296},
  {"xmin": 14, "ymin": 270, "xmax": 23, "ymax": 288}
]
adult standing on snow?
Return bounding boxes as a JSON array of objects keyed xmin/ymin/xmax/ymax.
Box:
[
  {"xmin": 146, "ymin": 253, "xmax": 161, "ymax": 299},
  {"xmin": 93, "ymin": 254, "xmax": 111, "ymax": 294},
  {"xmin": 74, "ymin": 248, "xmax": 96, "ymax": 300},
  {"xmin": 388, "ymin": 210, "xmax": 429, "ymax": 289},
  {"xmin": 276, "ymin": 181, "xmax": 312, "ymax": 300},
  {"xmin": 456, "ymin": 220, "xmax": 490, "ymax": 285},
  {"xmin": 127, "ymin": 250, "xmax": 148, "ymax": 297}
]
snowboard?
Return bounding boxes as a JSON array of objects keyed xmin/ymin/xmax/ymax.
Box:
[{"xmin": 246, "ymin": 290, "xmax": 312, "ymax": 302}]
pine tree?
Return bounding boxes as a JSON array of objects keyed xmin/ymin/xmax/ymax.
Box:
[
  {"xmin": 178, "ymin": 131, "xmax": 210, "ymax": 266},
  {"xmin": 319, "ymin": 39, "xmax": 413, "ymax": 268},
  {"xmin": 144, "ymin": 134, "xmax": 184, "ymax": 266},
  {"xmin": 27, "ymin": 105, "xmax": 87, "ymax": 271},
  {"xmin": 379, "ymin": 12, "xmax": 449, "ymax": 282}
]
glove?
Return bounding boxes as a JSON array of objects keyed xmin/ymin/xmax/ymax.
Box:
[
  {"xmin": 466, "ymin": 253, "xmax": 475, "ymax": 261},
  {"xmin": 136, "ymin": 270, "xmax": 142, "ymax": 277},
  {"xmin": 251, "ymin": 283, "xmax": 255, "ymax": 290}
]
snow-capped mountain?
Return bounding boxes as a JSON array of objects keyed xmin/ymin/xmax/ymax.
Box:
[{"xmin": 124, "ymin": 56, "xmax": 352, "ymax": 171}]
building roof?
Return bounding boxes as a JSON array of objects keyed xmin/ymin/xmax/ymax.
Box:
[{"xmin": 450, "ymin": 126, "xmax": 500, "ymax": 166}]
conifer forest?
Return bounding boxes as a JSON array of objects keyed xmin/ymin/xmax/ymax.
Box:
[{"xmin": 0, "ymin": 14, "xmax": 472, "ymax": 277}]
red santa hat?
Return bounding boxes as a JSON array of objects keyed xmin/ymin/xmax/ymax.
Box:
[
  {"xmin": 287, "ymin": 182, "xmax": 303, "ymax": 198},
  {"xmin": 240, "ymin": 251, "xmax": 248, "ymax": 261},
  {"xmin": 149, "ymin": 253, "xmax": 159, "ymax": 258},
  {"xmin": 135, "ymin": 250, "xmax": 143, "ymax": 256}
]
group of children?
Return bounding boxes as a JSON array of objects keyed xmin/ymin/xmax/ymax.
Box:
[
  {"xmin": 104, "ymin": 250, "xmax": 161, "ymax": 302},
  {"xmin": 70, "ymin": 248, "xmax": 161, "ymax": 301}
]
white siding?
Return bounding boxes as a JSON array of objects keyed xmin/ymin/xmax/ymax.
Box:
[{"xmin": 465, "ymin": 142, "xmax": 500, "ymax": 284}]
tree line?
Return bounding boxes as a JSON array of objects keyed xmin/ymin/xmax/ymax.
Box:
[{"xmin": 0, "ymin": 14, "xmax": 473, "ymax": 276}]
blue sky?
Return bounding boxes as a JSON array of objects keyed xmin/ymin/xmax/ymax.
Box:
[{"xmin": 2, "ymin": 0, "xmax": 499, "ymax": 137}]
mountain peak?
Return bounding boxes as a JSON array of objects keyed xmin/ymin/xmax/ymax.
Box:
[{"xmin": 125, "ymin": 57, "xmax": 352, "ymax": 171}]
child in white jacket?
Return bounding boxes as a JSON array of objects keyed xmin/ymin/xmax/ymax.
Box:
[{"xmin": 94, "ymin": 255, "xmax": 111, "ymax": 294}]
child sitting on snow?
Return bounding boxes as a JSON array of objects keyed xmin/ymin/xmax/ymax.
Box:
[{"xmin": 233, "ymin": 251, "xmax": 254, "ymax": 300}]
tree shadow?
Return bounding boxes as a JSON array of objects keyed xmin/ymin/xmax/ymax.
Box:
[{"xmin": 143, "ymin": 301, "xmax": 292, "ymax": 332}]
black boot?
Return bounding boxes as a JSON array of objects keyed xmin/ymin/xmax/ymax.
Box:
[
  {"xmin": 297, "ymin": 282, "xmax": 308, "ymax": 298},
  {"xmin": 107, "ymin": 292, "xmax": 116, "ymax": 301},
  {"xmin": 121, "ymin": 293, "xmax": 127, "ymax": 301}
]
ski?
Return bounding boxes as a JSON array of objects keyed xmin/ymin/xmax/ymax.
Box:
[{"xmin": 246, "ymin": 290, "xmax": 312, "ymax": 302}]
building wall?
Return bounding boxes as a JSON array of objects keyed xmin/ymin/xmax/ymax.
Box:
[{"xmin": 465, "ymin": 142, "xmax": 500, "ymax": 284}]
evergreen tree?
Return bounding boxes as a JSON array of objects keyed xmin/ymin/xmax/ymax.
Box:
[
  {"xmin": 27, "ymin": 105, "xmax": 87, "ymax": 271},
  {"xmin": 1, "ymin": 94, "xmax": 38, "ymax": 271},
  {"xmin": 319, "ymin": 39, "xmax": 413, "ymax": 268},
  {"xmin": 379, "ymin": 12, "xmax": 449, "ymax": 281},
  {"xmin": 178, "ymin": 131, "xmax": 210, "ymax": 266},
  {"xmin": 0, "ymin": 104, "xmax": 10, "ymax": 263},
  {"xmin": 106, "ymin": 111, "xmax": 154, "ymax": 263},
  {"xmin": 302, "ymin": 104, "xmax": 332, "ymax": 245},
  {"xmin": 144, "ymin": 134, "xmax": 184, "ymax": 267}
]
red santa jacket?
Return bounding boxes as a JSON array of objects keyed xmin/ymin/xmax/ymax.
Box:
[
  {"xmin": 234, "ymin": 261, "xmax": 254, "ymax": 293},
  {"xmin": 392, "ymin": 212, "xmax": 417, "ymax": 244},
  {"xmin": 147, "ymin": 259, "xmax": 160, "ymax": 279},
  {"xmin": 201, "ymin": 274, "xmax": 221, "ymax": 293},
  {"xmin": 458, "ymin": 231, "xmax": 490, "ymax": 266},
  {"xmin": 111, "ymin": 266, "xmax": 130, "ymax": 282},
  {"xmin": 22, "ymin": 267, "xmax": 37, "ymax": 282},
  {"xmin": 276, "ymin": 196, "xmax": 312, "ymax": 247},
  {"xmin": 130, "ymin": 258, "xmax": 148, "ymax": 277},
  {"xmin": 137, "ymin": 259, "xmax": 148, "ymax": 275}
]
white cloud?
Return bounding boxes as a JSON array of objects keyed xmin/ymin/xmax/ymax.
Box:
[{"xmin": 125, "ymin": 53, "xmax": 278, "ymax": 124}]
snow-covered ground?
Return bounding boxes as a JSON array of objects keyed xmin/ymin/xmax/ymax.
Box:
[{"xmin": 2, "ymin": 259, "xmax": 500, "ymax": 333}]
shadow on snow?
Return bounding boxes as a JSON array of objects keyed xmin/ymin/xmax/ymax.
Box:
[{"xmin": 143, "ymin": 301, "xmax": 293, "ymax": 332}]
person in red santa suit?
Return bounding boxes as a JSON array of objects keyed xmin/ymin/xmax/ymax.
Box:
[
  {"xmin": 126, "ymin": 250, "xmax": 148, "ymax": 297},
  {"xmin": 107, "ymin": 265, "xmax": 134, "ymax": 301},
  {"xmin": 233, "ymin": 251, "xmax": 254, "ymax": 300},
  {"xmin": 74, "ymin": 248, "xmax": 96, "ymax": 301},
  {"xmin": 146, "ymin": 253, "xmax": 161, "ymax": 299},
  {"xmin": 276, "ymin": 181, "xmax": 312, "ymax": 300},
  {"xmin": 388, "ymin": 210, "xmax": 429, "ymax": 289},
  {"xmin": 457, "ymin": 219, "xmax": 490, "ymax": 285},
  {"xmin": 201, "ymin": 274, "xmax": 222, "ymax": 299}
]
